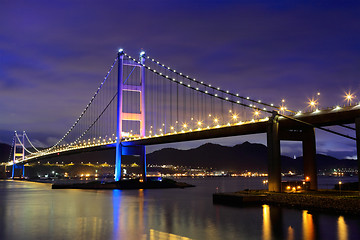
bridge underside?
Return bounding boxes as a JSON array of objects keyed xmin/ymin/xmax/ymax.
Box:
[
  {"xmin": 122, "ymin": 106, "xmax": 360, "ymax": 146},
  {"xmin": 124, "ymin": 106, "xmax": 360, "ymax": 192},
  {"xmin": 122, "ymin": 121, "xmax": 268, "ymax": 146}
]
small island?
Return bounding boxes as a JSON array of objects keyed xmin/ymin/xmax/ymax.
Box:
[{"xmin": 52, "ymin": 177, "xmax": 194, "ymax": 190}]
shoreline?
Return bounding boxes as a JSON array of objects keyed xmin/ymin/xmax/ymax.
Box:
[
  {"xmin": 213, "ymin": 190, "xmax": 360, "ymax": 216},
  {"xmin": 1, "ymin": 178, "xmax": 195, "ymax": 190}
]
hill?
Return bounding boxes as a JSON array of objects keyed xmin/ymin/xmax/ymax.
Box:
[
  {"xmin": 0, "ymin": 142, "xmax": 357, "ymax": 173},
  {"xmin": 147, "ymin": 142, "xmax": 357, "ymax": 173},
  {"xmin": 0, "ymin": 143, "xmax": 11, "ymax": 163}
]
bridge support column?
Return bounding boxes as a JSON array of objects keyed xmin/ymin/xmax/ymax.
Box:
[
  {"xmin": 139, "ymin": 145, "xmax": 147, "ymax": 182},
  {"xmin": 267, "ymin": 112, "xmax": 281, "ymax": 192},
  {"xmin": 115, "ymin": 145, "xmax": 122, "ymax": 182},
  {"xmin": 356, "ymin": 117, "xmax": 360, "ymax": 191},
  {"xmin": 303, "ymin": 127, "xmax": 317, "ymax": 190},
  {"xmin": 11, "ymin": 164, "xmax": 15, "ymax": 179}
]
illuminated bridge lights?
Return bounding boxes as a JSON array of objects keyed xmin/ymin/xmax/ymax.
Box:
[
  {"xmin": 312, "ymin": 108, "xmax": 320, "ymax": 114},
  {"xmin": 17, "ymin": 115, "xmax": 273, "ymax": 162},
  {"xmin": 11, "ymin": 52, "xmax": 359, "ymax": 165}
]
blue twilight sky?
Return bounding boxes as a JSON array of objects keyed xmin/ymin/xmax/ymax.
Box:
[{"xmin": 0, "ymin": 0, "xmax": 359, "ymax": 159}]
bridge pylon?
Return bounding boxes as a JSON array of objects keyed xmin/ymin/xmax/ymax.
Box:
[
  {"xmin": 11, "ymin": 131, "xmax": 25, "ymax": 179},
  {"xmin": 356, "ymin": 117, "xmax": 360, "ymax": 191},
  {"xmin": 115, "ymin": 49, "xmax": 147, "ymax": 182}
]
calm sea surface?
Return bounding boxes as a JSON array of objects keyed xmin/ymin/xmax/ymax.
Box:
[{"xmin": 0, "ymin": 177, "xmax": 359, "ymax": 240}]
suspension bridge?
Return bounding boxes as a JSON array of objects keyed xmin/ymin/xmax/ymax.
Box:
[{"xmin": 5, "ymin": 49, "xmax": 360, "ymax": 192}]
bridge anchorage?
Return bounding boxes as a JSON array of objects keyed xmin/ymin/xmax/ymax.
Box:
[{"xmin": 6, "ymin": 49, "xmax": 360, "ymax": 192}]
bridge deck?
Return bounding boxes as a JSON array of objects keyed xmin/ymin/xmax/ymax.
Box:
[
  {"xmin": 122, "ymin": 121, "xmax": 268, "ymax": 146},
  {"xmin": 124, "ymin": 105, "xmax": 360, "ymax": 146},
  {"xmin": 10, "ymin": 105, "xmax": 360, "ymax": 164},
  {"xmin": 279, "ymin": 105, "xmax": 360, "ymax": 128}
]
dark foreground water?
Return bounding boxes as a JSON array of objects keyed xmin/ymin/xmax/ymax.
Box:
[{"xmin": 0, "ymin": 177, "xmax": 359, "ymax": 240}]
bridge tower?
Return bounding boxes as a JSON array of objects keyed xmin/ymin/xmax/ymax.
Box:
[
  {"xmin": 115, "ymin": 49, "xmax": 147, "ymax": 182},
  {"xmin": 11, "ymin": 131, "xmax": 25, "ymax": 179}
]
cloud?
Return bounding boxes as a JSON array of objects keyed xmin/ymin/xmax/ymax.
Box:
[{"xmin": 0, "ymin": 0, "xmax": 359, "ymax": 160}]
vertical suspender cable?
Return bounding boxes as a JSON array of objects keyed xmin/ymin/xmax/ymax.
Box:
[
  {"xmin": 221, "ymin": 92, "xmax": 224, "ymax": 124},
  {"xmin": 183, "ymin": 79, "xmax": 186, "ymax": 124},
  {"xmin": 156, "ymin": 66, "xmax": 160, "ymax": 133},
  {"xmin": 176, "ymin": 81, "xmax": 179, "ymax": 131},
  {"xmin": 170, "ymin": 72, "xmax": 172, "ymax": 130}
]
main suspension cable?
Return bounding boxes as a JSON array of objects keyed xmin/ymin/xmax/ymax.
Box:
[
  {"xmin": 145, "ymin": 55, "xmax": 294, "ymax": 113},
  {"xmin": 45, "ymin": 57, "xmax": 118, "ymax": 152},
  {"xmin": 24, "ymin": 132, "xmax": 40, "ymax": 152}
]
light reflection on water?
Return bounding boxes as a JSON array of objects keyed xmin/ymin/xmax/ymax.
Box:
[
  {"xmin": 0, "ymin": 178, "xmax": 359, "ymax": 240},
  {"xmin": 338, "ymin": 216, "xmax": 348, "ymax": 240},
  {"xmin": 302, "ymin": 210, "xmax": 316, "ymax": 240},
  {"xmin": 262, "ymin": 205, "xmax": 271, "ymax": 240}
]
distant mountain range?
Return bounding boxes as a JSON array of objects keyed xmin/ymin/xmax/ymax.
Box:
[
  {"xmin": 146, "ymin": 142, "xmax": 357, "ymax": 173},
  {"xmin": 0, "ymin": 142, "xmax": 357, "ymax": 173},
  {"xmin": 0, "ymin": 143, "xmax": 11, "ymax": 163}
]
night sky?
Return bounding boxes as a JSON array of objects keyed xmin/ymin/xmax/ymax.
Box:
[{"xmin": 1, "ymin": 0, "xmax": 359, "ymax": 159}]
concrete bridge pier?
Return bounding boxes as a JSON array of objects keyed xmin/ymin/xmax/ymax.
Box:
[
  {"xmin": 302, "ymin": 127, "xmax": 317, "ymax": 191},
  {"xmin": 267, "ymin": 112, "xmax": 318, "ymax": 192},
  {"xmin": 11, "ymin": 164, "xmax": 15, "ymax": 178},
  {"xmin": 356, "ymin": 117, "xmax": 360, "ymax": 191},
  {"xmin": 267, "ymin": 113, "xmax": 281, "ymax": 192},
  {"xmin": 139, "ymin": 145, "xmax": 147, "ymax": 182}
]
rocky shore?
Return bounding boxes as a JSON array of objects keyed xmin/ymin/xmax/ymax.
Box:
[{"xmin": 213, "ymin": 190, "xmax": 360, "ymax": 216}]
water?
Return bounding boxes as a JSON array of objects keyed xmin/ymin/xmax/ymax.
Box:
[{"xmin": 0, "ymin": 177, "xmax": 359, "ymax": 240}]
